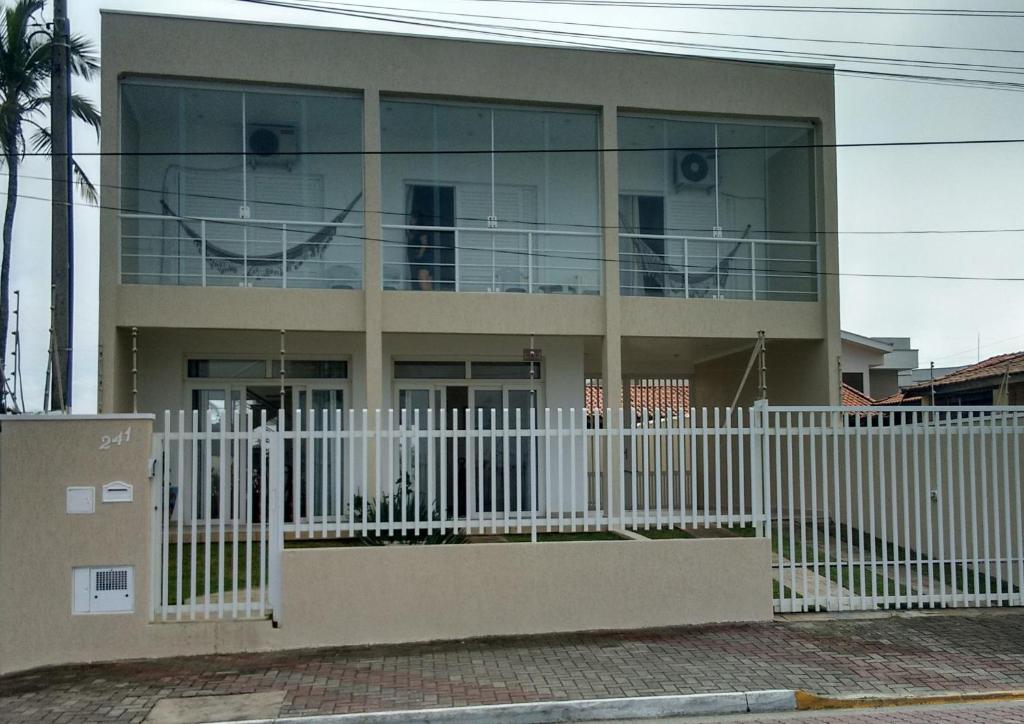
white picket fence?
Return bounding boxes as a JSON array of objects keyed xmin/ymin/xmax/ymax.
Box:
[{"xmin": 150, "ymin": 404, "xmax": 1024, "ymax": 621}]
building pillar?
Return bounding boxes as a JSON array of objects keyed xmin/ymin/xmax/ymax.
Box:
[
  {"xmin": 363, "ymin": 88, "xmax": 384, "ymax": 414},
  {"xmin": 600, "ymin": 104, "xmax": 624, "ymax": 519},
  {"xmin": 819, "ymin": 117, "xmax": 842, "ymax": 405}
]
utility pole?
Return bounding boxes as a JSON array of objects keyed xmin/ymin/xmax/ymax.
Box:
[{"xmin": 50, "ymin": 0, "xmax": 74, "ymax": 410}]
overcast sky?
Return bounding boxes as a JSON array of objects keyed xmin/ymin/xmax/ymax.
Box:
[{"xmin": 6, "ymin": 0, "xmax": 1024, "ymax": 411}]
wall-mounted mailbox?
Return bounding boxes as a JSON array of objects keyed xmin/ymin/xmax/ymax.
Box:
[
  {"xmin": 102, "ymin": 481, "xmax": 133, "ymax": 504},
  {"xmin": 66, "ymin": 486, "xmax": 95, "ymax": 515}
]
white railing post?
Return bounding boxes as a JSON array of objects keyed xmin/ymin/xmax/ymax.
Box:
[
  {"xmin": 149, "ymin": 433, "xmax": 164, "ymax": 622},
  {"xmin": 267, "ymin": 419, "xmax": 284, "ymax": 623},
  {"xmin": 282, "ymin": 223, "xmax": 288, "ymax": 288},
  {"xmin": 455, "ymin": 228, "xmax": 461, "ymax": 292},
  {"xmin": 751, "ymin": 241, "xmax": 757, "ymax": 301},
  {"xmin": 716, "ymin": 243, "xmax": 722, "ymax": 298},
  {"xmin": 683, "ymin": 238, "xmax": 690, "ymax": 299},
  {"xmin": 751, "ymin": 399, "xmax": 770, "ymax": 538},
  {"xmin": 528, "ymin": 231, "xmax": 534, "ymax": 294},
  {"xmin": 200, "ymin": 220, "xmax": 207, "ymax": 287}
]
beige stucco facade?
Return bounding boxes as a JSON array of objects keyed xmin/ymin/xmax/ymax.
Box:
[
  {"xmin": 0, "ymin": 416, "xmax": 771, "ymax": 675},
  {"xmin": 98, "ymin": 11, "xmax": 841, "ymax": 417}
]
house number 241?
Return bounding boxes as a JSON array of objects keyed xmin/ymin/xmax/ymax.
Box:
[{"xmin": 99, "ymin": 427, "xmax": 132, "ymax": 450}]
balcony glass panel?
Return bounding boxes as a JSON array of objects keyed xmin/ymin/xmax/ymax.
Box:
[
  {"xmin": 120, "ymin": 80, "xmax": 363, "ymax": 289},
  {"xmin": 618, "ymin": 114, "xmax": 818, "ymax": 301},
  {"xmin": 381, "ymin": 99, "xmax": 600, "ymax": 294}
]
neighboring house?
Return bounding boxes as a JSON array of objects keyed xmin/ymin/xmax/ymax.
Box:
[
  {"xmin": 99, "ymin": 11, "xmax": 840, "ymax": 436},
  {"xmin": 898, "ymin": 364, "xmax": 966, "ymax": 389},
  {"xmin": 840, "ymin": 331, "xmax": 919, "ymax": 400},
  {"xmin": 585, "ymin": 379, "xmax": 690, "ymax": 419},
  {"xmin": 901, "ymin": 351, "xmax": 1024, "ymax": 406},
  {"xmin": 841, "ymin": 382, "xmax": 873, "ymax": 406}
]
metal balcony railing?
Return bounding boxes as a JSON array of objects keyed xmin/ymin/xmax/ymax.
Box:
[
  {"xmin": 382, "ymin": 224, "xmax": 602, "ymax": 295},
  {"xmin": 619, "ymin": 233, "xmax": 819, "ymax": 301},
  {"xmin": 120, "ymin": 213, "xmax": 364, "ymax": 289}
]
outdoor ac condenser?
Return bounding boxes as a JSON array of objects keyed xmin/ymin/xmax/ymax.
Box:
[
  {"xmin": 673, "ymin": 150, "xmax": 717, "ymax": 191},
  {"xmin": 247, "ymin": 124, "xmax": 299, "ymax": 170}
]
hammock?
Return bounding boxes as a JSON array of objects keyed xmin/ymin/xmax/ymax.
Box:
[
  {"xmin": 160, "ymin": 192, "xmax": 363, "ymax": 276},
  {"xmin": 621, "ymin": 215, "xmax": 748, "ymax": 296}
]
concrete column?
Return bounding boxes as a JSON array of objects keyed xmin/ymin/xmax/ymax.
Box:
[
  {"xmin": 600, "ymin": 104, "xmax": 624, "ymax": 518},
  {"xmin": 819, "ymin": 117, "xmax": 842, "ymax": 405},
  {"xmin": 363, "ymin": 88, "xmax": 384, "ymax": 413},
  {"xmin": 601, "ymin": 105, "xmax": 623, "ymax": 413}
]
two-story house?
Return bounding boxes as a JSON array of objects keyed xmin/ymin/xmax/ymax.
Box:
[{"xmin": 99, "ymin": 11, "xmax": 840, "ymax": 440}]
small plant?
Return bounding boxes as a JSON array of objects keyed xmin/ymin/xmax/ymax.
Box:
[{"xmin": 351, "ymin": 474, "xmax": 464, "ymax": 545}]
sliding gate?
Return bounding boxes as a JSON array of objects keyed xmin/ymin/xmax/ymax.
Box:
[{"xmin": 765, "ymin": 406, "xmax": 1024, "ymax": 613}]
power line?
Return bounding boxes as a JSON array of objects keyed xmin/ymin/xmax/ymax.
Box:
[
  {"xmin": 14, "ymin": 169, "xmax": 1024, "ymax": 238},
  {"xmin": 27, "ymin": 135, "xmax": 1024, "ymax": 158},
  {"xmin": 5, "ymin": 187, "xmax": 1024, "ymax": 284},
  {"xmin": 448, "ymin": 1, "xmax": 1024, "ymax": 18},
  {"xmin": 931, "ymin": 332, "xmax": 1024, "ymax": 362},
  {"xmin": 235, "ymin": 0, "xmax": 1024, "ymax": 93},
  {"xmin": 278, "ymin": 0, "xmax": 1024, "ymax": 56},
  {"xmin": 261, "ymin": 0, "xmax": 1024, "ymax": 76}
]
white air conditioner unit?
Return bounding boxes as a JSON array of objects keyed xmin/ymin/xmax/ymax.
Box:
[
  {"xmin": 247, "ymin": 124, "xmax": 298, "ymax": 170},
  {"xmin": 673, "ymin": 150, "xmax": 717, "ymax": 191}
]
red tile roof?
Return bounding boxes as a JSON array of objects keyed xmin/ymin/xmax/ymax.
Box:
[
  {"xmin": 905, "ymin": 350, "xmax": 1024, "ymax": 392},
  {"xmin": 585, "ymin": 382, "xmax": 690, "ymax": 413},
  {"xmin": 874, "ymin": 390, "xmax": 923, "ymax": 406},
  {"xmin": 841, "ymin": 383, "xmax": 874, "ymax": 406}
]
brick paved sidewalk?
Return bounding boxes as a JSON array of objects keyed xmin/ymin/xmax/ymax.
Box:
[{"xmin": 3, "ymin": 611, "xmax": 1024, "ymax": 723}]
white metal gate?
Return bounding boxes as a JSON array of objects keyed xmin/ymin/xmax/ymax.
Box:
[
  {"xmin": 151, "ymin": 410, "xmax": 282, "ymax": 622},
  {"xmin": 764, "ymin": 405, "xmax": 1024, "ymax": 613}
]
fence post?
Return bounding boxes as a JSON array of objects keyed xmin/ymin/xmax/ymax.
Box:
[
  {"xmin": 750, "ymin": 399, "xmax": 770, "ymax": 538},
  {"xmin": 149, "ymin": 434, "xmax": 164, "ymax": 622},
  {"xmin": 268, "ymin": 423, "xmax": 284, "ymax": 624}
]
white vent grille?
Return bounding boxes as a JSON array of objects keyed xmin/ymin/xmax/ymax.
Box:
[
  {"xmin": 95, "ymin": 568, "xmax": 128, "ymax": 592},
  {"xmin": 73, "ymin": 566, "xmax": 134, "ymax": 614}
]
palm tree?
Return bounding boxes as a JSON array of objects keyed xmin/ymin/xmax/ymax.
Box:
[{"xmin": 0, "ymin": 0, "xmax": 99, "ymax": 409}]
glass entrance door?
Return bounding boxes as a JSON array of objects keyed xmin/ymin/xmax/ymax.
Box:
[
  {"xmin": 188, "ymin": 383, "xmax": 345, "ymax": 527},
  {"xmin": 391, "ymin": 383, "xmax": 539, "ymax": 522}
]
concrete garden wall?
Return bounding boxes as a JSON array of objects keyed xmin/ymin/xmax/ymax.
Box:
[{"xmin": 0, "ymin": 415, "xmax": 771, "ymax": 676}]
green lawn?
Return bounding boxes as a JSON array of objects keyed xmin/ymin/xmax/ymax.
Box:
[
  {"xmin": 162, "ymin": 541, "xmax": 263, "ymax": 606},
  {"xmin": 829, "ymin": 522, "xmax": 1018, "ymax": 600},
  {"xmin": 636, "ymin": 527, "xmax": 695, "ymax": 539},
  {"xmin": 772, "ymin": 525, "xmax": 908, "ymax": 608},
  {"xmin": 285, "ymin": 537, "xmax": 368, "ymax": 549},
  {"xmin": 504, "ymin": 531, "xmax": 628, "ymax": 542},
  {"xmin": 637, "ymin": 524, "xmax": 758, "ymax": 540}
]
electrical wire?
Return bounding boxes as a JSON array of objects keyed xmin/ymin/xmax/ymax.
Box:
[
  {"xmin": 234, "ymin": 0, "xmax": 1024, "ymax": 94},
  {"xmin": 268, "ymin": 0, "xmax": 1024, "ymax": 56},
  {"xmin": 5, "ymin": 186, "xmax": 1024, "ymax": 284},
  {"xmin": 252, "ymin": 0, "xmax": 1024, "ymax": 77},
  {"xmin": 440, "ymin": 1, "xmax": 1024, "ymax": 18},
  {"xmin": 27, "ymin": 133, "xmax": 1024, "ymax": 157},
  {"xmin": 14, "ymin": 169, "xmax": 1024, "ymax": 238}
]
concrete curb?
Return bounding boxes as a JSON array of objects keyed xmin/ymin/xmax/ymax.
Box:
[{"xmin": 225, "ymin": 689, "xmax": 796, "ymax": 723}]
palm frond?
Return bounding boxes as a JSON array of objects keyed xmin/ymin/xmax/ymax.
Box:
[
  {"xmin": 69, "ymin": 93, "xmax": 100, "ymax": 137},
  {"xmin": 27, "ymin": 125, "xmax": 98, "ymax": 204},
  {"xmin": 67, "ymin": 33, "xmax": 99, "ymax": 81},
  {"xmin": 28, "ymin": 123, "xmax": 47, "ymax": 153},
  {"xmin": 72, "ymin": 158, "xmax": 97, "ymax": 205}
]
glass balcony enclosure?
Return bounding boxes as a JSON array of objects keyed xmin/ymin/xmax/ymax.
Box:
[
  {"xmin": 380, "ymin": 99, "xmax": 601, "ymax": 294},
  {"xmin": 120, "ymin": 79, "xmax": 364, "ymax": 288},
  {"xmin": 618, "ymin": 114, "xmax": 818, "ymax": 301}
]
